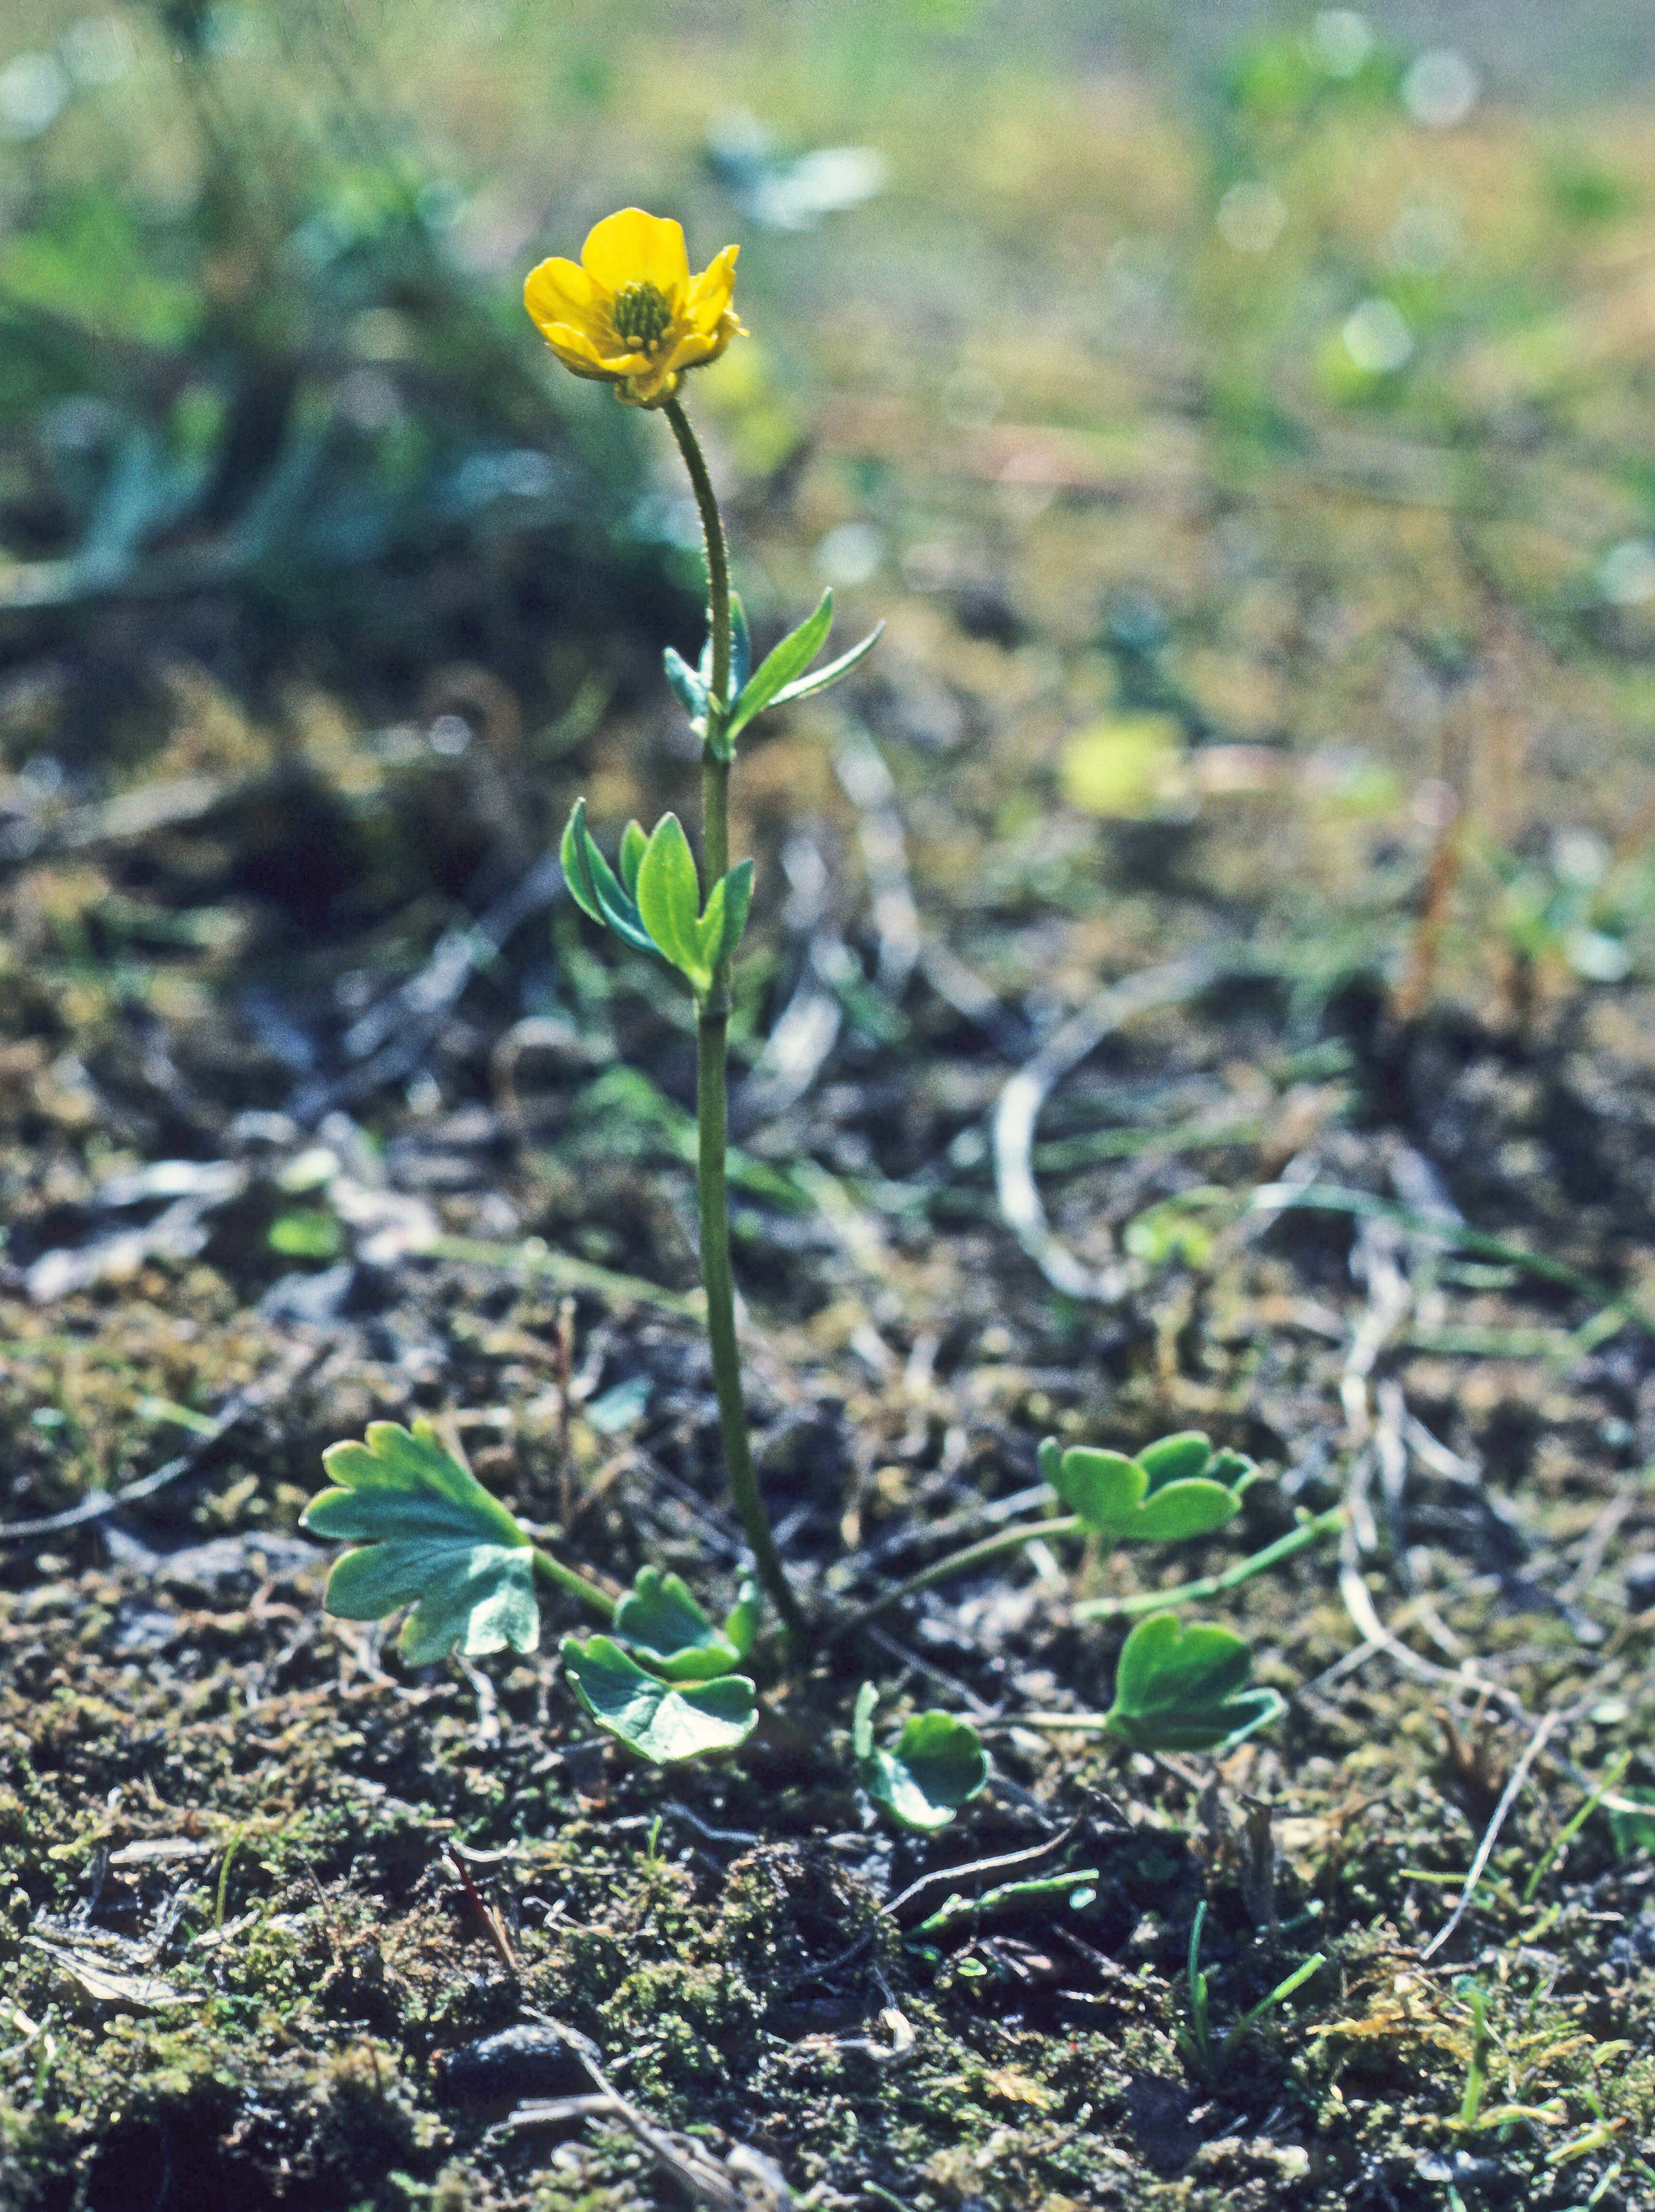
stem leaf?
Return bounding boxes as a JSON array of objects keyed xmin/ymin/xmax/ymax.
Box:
[
  {"xmin": 664, "ymin": 647, "xmax": 708, "ymax": 728},
  {"xmin": 636, "ymin": 811, "xmax": 706, "ymax": 980},
  {"xmin": 767, "ymin": 620, "xmax": 885, "ymax": 709},
  {"xmin": 560, "ymin": 798, "xmax": 657, "ymax": 955},
  {"xmin": 724, "ymin": 588, "xmax": 836, "ymax": 746}
]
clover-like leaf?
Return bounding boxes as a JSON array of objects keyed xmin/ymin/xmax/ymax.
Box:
[
  {"xmin": 1040, "ymin": 1429, "xmax": 1250, "ymax": 1546},
  {"xmin": 302, "ymin": 1420, "xmax": 537, "ymax": 1665},
  {"xmin": 853, "ymin": 1682, "xmax": 989, "ymax": 1834},
  {"xmin": 1104, "ymin": 1612, "xmax": 1285, "ymax": 1754},
  {"xmin": 562, "ymin": 1634, "xmax": 757, "ymax": 1762},
  {"xmin": 1136, "ymin": 1432, "xmax": 1213, "ymax": 1488},
  {"xmin": 560, "ymin": 798, "xmax": 657, "ymax": 955},
  {"xmin": 613, "ymin": 1566, "xmax": 743, "ymax": 1683}
]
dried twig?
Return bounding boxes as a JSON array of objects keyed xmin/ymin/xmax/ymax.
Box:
[{"xmin": 1418, "ymin": 1706, "xmax": 1575, "ymax": 1961}]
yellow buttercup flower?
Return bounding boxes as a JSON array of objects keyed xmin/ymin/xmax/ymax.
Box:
[{"xmin": 524, "ymin": 207, "xmax": 744, "ymax": 409}]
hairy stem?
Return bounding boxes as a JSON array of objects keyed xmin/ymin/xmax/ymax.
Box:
[
  {"xmin": 532, "ymin": 1545, "xmax": 618, "ymax": 1622},
  {"xmin": 662, "ymin": 394, "xmax": 807, "ymax": 1645}
]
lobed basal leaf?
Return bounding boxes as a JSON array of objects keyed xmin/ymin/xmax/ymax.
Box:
[
  {"xmin": 1041, "ymin": 1429, "xmax": 1247, "ymax": 1545},
  {"xmin": 853, "ymin": 1682, "xmax": 989, "ymax": 1833},
  {"xmin": 1104, "ymin": 1611, "xmax": 1284, "ymax": 1754},
  {"xmin": 613, "ymin": 1565, "xmax": 745, "ymax": 1682},
  {"xmin": 302, "ymin": 1419, "xmax": 538, "ymax": 1665},
  {"xmin": 562, "ymin": 1634, "xmax": 758, "ymax": 1762}
]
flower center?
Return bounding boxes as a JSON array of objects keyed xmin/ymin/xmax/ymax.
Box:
[{"xmin": 612, "ymin": 281, "xmax": 672, "ymax": 353}]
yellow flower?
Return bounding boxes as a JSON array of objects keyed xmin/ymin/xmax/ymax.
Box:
[{"xmin": 523, "ymin": 207, "xmax": 744, "ymax": 409}]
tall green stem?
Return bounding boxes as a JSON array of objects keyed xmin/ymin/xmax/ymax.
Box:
[{"xmin": 662, "ymin": 396, "xmax": 807, "ymax": 1646}]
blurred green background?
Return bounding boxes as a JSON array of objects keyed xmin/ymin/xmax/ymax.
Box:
[{"xmin": 5, "ymin": 0, "xmax": 1655, "ymax": 1001}]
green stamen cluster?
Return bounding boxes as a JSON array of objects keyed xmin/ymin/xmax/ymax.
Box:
[{"xmin": 612, "ymin": 280, "xmax": 672, "ymax": 352}]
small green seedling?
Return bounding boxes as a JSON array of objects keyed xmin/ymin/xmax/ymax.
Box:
[
  {"xmin": 1176, "ymin": 1899, "xmax": 1326, "ymax": 2082},
  {"xmin": 1039, "ymin": 1429, "xmax": 1255, "ymax": 1545},
  {"xmin": 302, "ymin": 1419, "xmax": 547, "ymax": 1665},
  {"xmin": 853, "ymin": 1683, "xmax": 989, "ymax": 1833},
  {"xmin": 561, "ymin": 1569, "xmax": 762, "ymax": 1763},
  {"xmin": 562, "ymin": 1635, "xmax": 758, "ymax": 1762},
  {"xmin": 1103, "ymin": 1611, "xmax": 1285, "ymax": 1753},
  {"xmin": 612, "ymin": 1565, "xmax": 759, "ymax": 1681}
]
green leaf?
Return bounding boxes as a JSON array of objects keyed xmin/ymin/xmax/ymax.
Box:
[
  {"xmin": 664, "ymin": 647, "xmax": 707, "ymax": 726},
  {"xmin": 560, "ymin": 799, "xmax": 657, "ymax": 955},
  {"xmin": 694, "ymin": 858, "xmax": 754, "ymax": 979},
  {"xmin": 767, "ymin": 621, "xmax": 884, "ymax": 710},
  {"xmin": 696, "ymin": 593, "xmax": 751, "ymax": 705},
  {"xmin": 562, "ymin": 1634, "xmax": 757, "ymax": 1762},
  {"xmin": 612, "ymin": 1566, "xmax": 743, "ymax": 1682},
  {"xmin": 725, "ymin": 589, "xmax": 836, "ymax": 746},
  {"xmin": 618, "ymin": 819, "xmax": 647, "ymax": 900},
  {"xmin": 1104, "ymin": 1612, "xmax": 1284, "ymax": 1753},
  {"xmin": 302, "ymin": 1420, "xmax": 537, "ymax": 1665},
  {"xmin": 1049, "ymin": 1443, "xmax": 1242, "ymax": 1544},
  {"xmin": 854, "ymin": 1683, "xmax": 989, "ymax": 1833},
  {"xmin": 723, "ymin": 1578, "xmax": 760, "ymax": 1661},
  {"xmin": 715, "ymin": 859, "xmax": 754, "ymax": 965},
  {"xmin": 1137, "ymin": 1432, "xmax": 1213, "ymax": 1488},
  {"xmin": 636, "ymin": 811, "xmax": 706, "ymax": 982}
]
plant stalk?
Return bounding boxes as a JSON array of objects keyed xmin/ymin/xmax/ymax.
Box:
[
  {"xmin": 532, "ymin": 1545, "xmax": 618, "ymax": 1622},
  {"xmin": 662, "ymin": 395, "xmax": 808, "ymax": 1646},
  {"xmin": 1071, "ymin": 1508, "xmax": 1345, "ymax": 1621}
]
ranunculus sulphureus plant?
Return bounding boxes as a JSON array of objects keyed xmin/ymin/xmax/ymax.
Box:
[{"xmin": 303, "ymin": 211, "xmax": 1336, "ymax": 1826}]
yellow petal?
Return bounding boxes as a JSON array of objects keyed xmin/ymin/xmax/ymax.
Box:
[
  {"xmin": 580, "ymin": 208, "xmax": 690, "ymax": 306},
  {"xmin": 686, "ymin": 244, "xmax": 740, "ymax": 333},
  {"xmin": 661, "ymin": 325, "xmax": 724, "ymax": 377},
  {"xmin": 537, "ymin": 323, "xmax": 635, "ymax": 382},
  {"xmin": 524, "ymin": 256, "xmax": 603, "ymax": 343}
]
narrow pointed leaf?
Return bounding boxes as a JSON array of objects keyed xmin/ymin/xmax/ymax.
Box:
[
  {"xmin": 562, "ymin": 1634, "xmax": 757, "ymax": 1762},
  {"xmin": 694, "ymin": 872, "xmax": 729, "ymax": 982},
  {"xmin": 1104, "ymin": 1612, "xmax": 1282, "ymax": 1753},
  {"xmin": 713, "ymin": 859, "xmax": 754, "ymax": 967},
  {"xmin": 636, "ymin": 812, "xmax": 708, "ymax": 985},
  {"xmin": 664, "ymin": 647, "xmax": 708, "ymax": 724},
  {"xmin": 618, "ymin": 819, "xmax": 648, "ymax": 899},
  {"xmin": 723, "ymin": 1578, "xmax": 760, "ymax": 1662},
  {"xmin": 852, "ymin": 1679, "xmax": 879, "ymax": 1764},
  {"xmin": 613, "ymin": 1566, "xmax": 742, "ymax": 1683},
  {"xmin": 725, "ymin": 589, "xmax": 836, "ymax": 745},
  {"xmin": 768, "ymin": 621, "xmax": 885, "ymax": 709},
  {"xmin": 559, "ymin": 798, "xmax": 605, "ymax": 929},
  {"xmin": 302, "ymin": 1420, "xmax": 537, "ymax": 1665},
  {"xmin": 729, "ymin": 592, "xmax": 751, "ymax": 697},
  {"xmin": 559, "ymin": 800, "xmax": 656, "ymax": 955}
]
